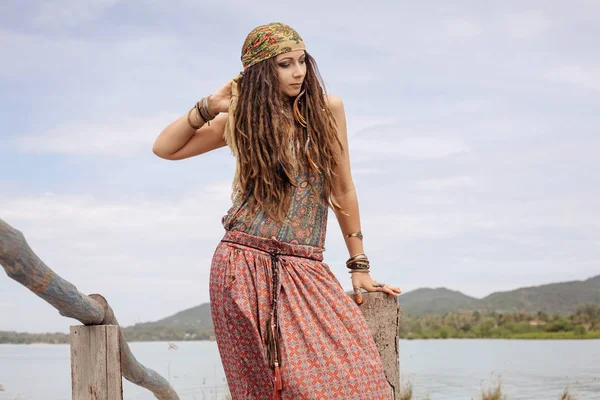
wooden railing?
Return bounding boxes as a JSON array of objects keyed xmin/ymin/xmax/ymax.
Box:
[{"xmin": 0, "ymin": 218, "xmax": 179, "ymax": 400}]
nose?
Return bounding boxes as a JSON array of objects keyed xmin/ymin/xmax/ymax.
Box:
[{"xmin": 292, "ymin": 64, "xmax": 304, "ymax": 79}]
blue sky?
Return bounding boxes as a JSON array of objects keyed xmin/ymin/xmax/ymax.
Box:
[{"xmin": 1, "ymin": 1, "xmax": 599, "ymax": 333}]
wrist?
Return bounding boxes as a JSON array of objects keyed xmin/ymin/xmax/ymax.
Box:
[{"xmin": 207, "ymin": 94, "xmax": 220, "ymax": 115}]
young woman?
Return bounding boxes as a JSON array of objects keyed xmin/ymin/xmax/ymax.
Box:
[{"xmin": 154, "ymin": 22, "xmax": 402, "ymax": 400}]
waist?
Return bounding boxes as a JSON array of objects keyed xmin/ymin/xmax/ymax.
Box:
[{"xmin": 221, "ymin": 229, "xmax": 324, "ymax": 262}]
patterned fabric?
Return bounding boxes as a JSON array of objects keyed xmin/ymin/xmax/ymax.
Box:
[
  {"xmin": 241, "ymin": 22, "xmax": 305, "ymax": 70},
  {"xmin": 210, "ymin": 229, "xmax": 391, "ymax": 399},
  {"xmin": 221, "ymin": 171, "xmax": 329, "ymax": 248}
]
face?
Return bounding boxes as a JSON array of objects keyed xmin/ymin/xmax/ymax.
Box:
[{"xmin": 274, "ymin": 50, "xmax": 307, "ymax": 97}]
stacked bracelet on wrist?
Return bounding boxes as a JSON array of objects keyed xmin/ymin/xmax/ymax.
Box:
[
  {"xmin": 346, "ymin": 252, "xmax": 370, "ymax": 274},
  {"xmin": 187, "ymin": 96, "xmax": 217, "ymax": 129}
]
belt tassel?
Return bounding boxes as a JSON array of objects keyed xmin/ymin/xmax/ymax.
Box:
[{"xmin": 266, "ymin": 252, "xmax": 283, "ymax": 399}]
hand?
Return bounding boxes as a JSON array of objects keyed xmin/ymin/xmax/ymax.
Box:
[
  {"xmin": 351, "ymin": 272, "xmax": 402, "ymax": 305},
  {"xmin": 207, "ymin": 79, "xmax": 234, "ymax": 114}
]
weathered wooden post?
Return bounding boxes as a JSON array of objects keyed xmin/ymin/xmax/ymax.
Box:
[
  {"xmin": 0, "ymin": 218, "xmax": 180, "ymax": 400},
  {"xmin": 347, "ymin": 291, "xmax": 402, "ymax": 400},
  {"xmin": 70, "ymin": 325, "xmax": 123, "ymax": 400}
]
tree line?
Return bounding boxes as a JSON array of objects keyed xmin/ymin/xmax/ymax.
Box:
[
  {"xmin": 2, "ymin": 303, "xmax": 599, "ymax": 344},
  {"xmin": 399, "ymin": 303, "xmax": 600, "ymax": 339}
]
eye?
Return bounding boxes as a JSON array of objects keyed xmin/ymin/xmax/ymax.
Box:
[
  {"xmin": 300, "ymin": 58, "xmax": 306, "ymax": 64},
  {"xmin": 279, "ymin": 63, "xmax": 290, "ymax": 68}
]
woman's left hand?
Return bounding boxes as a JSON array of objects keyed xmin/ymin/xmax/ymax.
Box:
[{"xmin": 351, "ymin": 272, "xmax": 402, "ymax": 305}]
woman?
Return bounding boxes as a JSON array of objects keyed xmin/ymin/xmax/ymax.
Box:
[{"xmin": 154, "ymin": 22, "xmax": 402, "ymax": 400}]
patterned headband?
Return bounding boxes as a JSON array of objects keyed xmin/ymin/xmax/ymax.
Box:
[{"xmin": 241, "ymin": 22, "xmax": 306, "ymax": 69}]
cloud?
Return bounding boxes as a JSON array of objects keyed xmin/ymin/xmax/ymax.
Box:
[
  {"xmin": 0, "ymin": 181, "xmax": 234, "ymax": 329},
  {"xmin": 32, "ymin": 0, "xmax": 123, "ymax": 27},
  {"xmin": 543, "ymin": 65, "xmax": 600, "ymax": 91},
  {"xmin": 413, "ymin": 176, "xmax": 476, "ymax": 190},
  {"xmin": 505, "ymin": 11, "xmax": 551, "ymax": 39},
  {"xmin": 445, "ymin": 18, "xmax": 483, "ymax": 38},
  {"xmin": 15, "ymin": 112, "xmax": 178, "ymax": 155},
  {"xmin": 351, "ymin": 136, "xmax": 470, "ymax": 159},
  {"xmin": 353, "ymin": 168, "xmax": 384, "ymax": 176},
  {"xmin": 3, "ymin": 0, "xmax": 600, "ymax": 331},
  {"xmin": 345, "ymin": 116, "xmax": 400, "ymax": 139},
  {"xmin": 366, "ymin": 212, "xmax": 491, "ymax": 240}
]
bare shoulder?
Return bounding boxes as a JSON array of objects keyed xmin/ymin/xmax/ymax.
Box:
[{"xmin": 325, "ymin": 93, "xmax": 344, "ymax": 112}]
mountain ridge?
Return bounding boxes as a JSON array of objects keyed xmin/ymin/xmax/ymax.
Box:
[
  {"xmin": 398, "ymin": 274, "xmax": 600, "ymax": 316},
  {"xmin": 128, "ymin": 274, "xmax": 600, "ymax": 328}
]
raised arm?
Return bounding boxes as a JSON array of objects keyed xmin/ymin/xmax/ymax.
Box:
[{"xmin": 153, "ymin": 80, "xmax": 233, "ymax": 160}]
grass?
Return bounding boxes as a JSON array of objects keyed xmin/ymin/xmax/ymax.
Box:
[
  {"xmin": 474, "ymin": 375, "xmax": 507, "ymax": 400},
  {"xmin": 400, "ymin": 380, "xmax": 413, "ymax": 400},
  {"xmin": 396, "ymin": 376, "xmax": 580, "ymax": 400},
  {"xmin": 560, "ymin": 387, "xmax": 578, "ymax": 400}
]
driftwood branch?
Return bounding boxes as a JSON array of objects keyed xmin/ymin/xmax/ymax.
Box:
[{"xmin": 0, "ymin": 218, "xmax": 179, "ymax": 400}]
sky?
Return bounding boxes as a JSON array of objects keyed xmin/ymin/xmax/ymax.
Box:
[{"xmin": 1, "ymin": 0, "xmax": 599, "ymax": 333}]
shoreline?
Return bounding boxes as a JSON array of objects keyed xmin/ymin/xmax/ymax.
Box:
[{"xmin": 1, "ymin": 336, "xmax": 599, "ymax": 345}]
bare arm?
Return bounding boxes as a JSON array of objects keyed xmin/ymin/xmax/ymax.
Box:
[
  {"xmin": 153, "ymin": 111, "xmax": 227, "ymax": 160},
  {"xmin": 327, "ymin": 94, "xmax": 363, "ymax": 258},
  {"xmin": 153, "ymin": 80, "xmax": 233, "ymax": 160}
]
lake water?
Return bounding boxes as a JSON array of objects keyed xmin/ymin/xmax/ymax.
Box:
[{"xmin": 0, "ymin": 339, "xmax": 599, "ymax": 400}]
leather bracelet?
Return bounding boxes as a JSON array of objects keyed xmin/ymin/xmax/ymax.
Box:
[
  {"xmin": 197, "ymin": 97, "xmax": 217, "ymax": 126},
  {"xmin": 187, "ymin": 106, "xmax": 202, "ymax": 130}
]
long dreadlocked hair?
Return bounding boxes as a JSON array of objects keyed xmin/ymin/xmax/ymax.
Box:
[{"xmin": 231, "ymin": 51, "xmax": 346, "ymax": 223}]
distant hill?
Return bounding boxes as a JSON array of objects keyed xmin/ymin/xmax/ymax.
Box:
[
  {"xmin": 399, "ymin": 274, "xmax": 600, "ymax": 316},
  {"xmin": 130, "ymin": 302, "xmax": 213, "ymax": 329},
  {"xmin": 395, "ymin": 287, "xmax": 480, "ymax": 315},
  {"xmin": 121, "ymin": 303, "xmax": 213, "ymax": 341}
]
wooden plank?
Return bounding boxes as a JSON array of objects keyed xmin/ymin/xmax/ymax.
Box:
[
  {"xmin": 70, "ymin": 325, "xmax": 111, "ymax": 400},
  {"xmin": 106, "ymin": 325, "xmax": 123, "ymax": 399}
]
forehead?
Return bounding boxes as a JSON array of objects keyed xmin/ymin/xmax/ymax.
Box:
[{"xmin": 275, "ymin": 50, "xmax": 306, "ymax": 61}]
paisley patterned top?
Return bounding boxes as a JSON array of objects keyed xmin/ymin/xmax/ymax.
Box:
[{"xmin": 221, "ymin": 171, "xmax": 329, "ymax": 248}]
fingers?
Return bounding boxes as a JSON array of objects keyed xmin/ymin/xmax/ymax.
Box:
[
  {"xmin": 381, "ymin": 285, "xmax": 402, "ymax": 296},
  {"xmin": 366, "ymin": 281, "xmax": 402, "ymax": 297},
  {"xmin": 353, "ymin": 286, "xmax": 363, "ymax": 305},
  {"xmin": 386, "ymin": 285, "xmax": 402, "ymax": 295}
]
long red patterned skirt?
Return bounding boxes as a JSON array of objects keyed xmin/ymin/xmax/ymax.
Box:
[{"xmin": 209, "ymin": 229, "xmax": 390, "ymax": 399}]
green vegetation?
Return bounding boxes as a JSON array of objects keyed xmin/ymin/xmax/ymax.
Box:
[
  {"xmin": 399, "ymin": 304, "xmax": 600, "ymax": 340},
  {"xmin": 2, "ymin": 304, "xmax": 599, "ymax": 343},
  {"xmin": 0, "ymin": 331, "xmax": 69, "ymax": 344},
  {"xmin": 398, "ymin": 274, "xmax": 600, "ymax": 316}
]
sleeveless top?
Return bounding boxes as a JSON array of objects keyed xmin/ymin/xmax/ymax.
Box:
[{"xmin": 221, "ymin": 170, "xmax": 329, "ymax": 248}]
